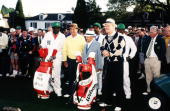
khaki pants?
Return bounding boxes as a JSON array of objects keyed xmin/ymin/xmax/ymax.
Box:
[{"xmin": 144, "ymin": 57, "xmax": 161, "ymax": 92}]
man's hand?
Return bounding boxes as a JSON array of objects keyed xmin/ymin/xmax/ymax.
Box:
[
  {"xmin": 102, "ymin": 50, "xmax": 110, "ymax": 57},
  {"xmin": 28, "ymin": 51, "xmax": 32, "ymax": 54},
  {"xmin": 63, "ymin": 61, "xmax": 68, "ymax": 68}
]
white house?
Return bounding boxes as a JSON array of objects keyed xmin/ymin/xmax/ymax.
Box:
[{"xmin": 25, "ymin": 13, "xmax": 73, "ymax": 30}]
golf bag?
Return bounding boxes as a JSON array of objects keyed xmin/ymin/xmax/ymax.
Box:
[
  {"xmin": 33, "ymin": 48, "xmax": 57, "ymax": 99},
  {"xmin": 73, "ymin": 52, "xmax": 97, "ymax": 110}
]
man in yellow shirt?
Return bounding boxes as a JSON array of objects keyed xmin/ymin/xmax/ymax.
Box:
[{"xmin": 62, "ymin": 23, "xmax": 86, "ymax": 97}]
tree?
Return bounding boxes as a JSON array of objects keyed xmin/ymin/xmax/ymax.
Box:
[
  {"xmin": 15, "ymin": 0, "xmax": 25, "ymax": 29},
  {"xmin": 86, "ymin": 0, "xmax": 105, "ymax": 26},
  {"xmin": 73, "ymin": 0, "xmax": 89, "ymax": 29}
]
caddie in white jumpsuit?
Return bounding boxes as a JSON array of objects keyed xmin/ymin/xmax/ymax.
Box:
[
  {"xmin": 40, "ymin": 22, "xmax": 65, "ymax": 96},
  {"xmin": 117, "ymin": 23, "xmax": 137, "ymax": 99}
]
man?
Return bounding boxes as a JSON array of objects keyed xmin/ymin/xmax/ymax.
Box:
[
  {"xmin": 62, "ymin": 23, "xmax": 86, "ymax": 97},
  {"xmin": 143, "ymin": 26, "xmax": 166, "ymax": 93},
  {"xmin": 0, "ymin": 27, "xmax": 9, "ymax": 77},
  {"xmin": 40, "ymin": 22, "xmax": 66, "ymax": 97},
  {"xmin": 117, "ymin": 23, "xmax": 137, "ymax": 99},
  {"xmin": 93, "ymin": 22, "xmax": 105, "ymax": 95},
  {"xmin": 15, "ymin": 26, "xmax": 22, "ymax": 38},
  {"xmin": 163, "ymin": 26, "xmax": 170, "ymax": 73},
  {"xmin": 82, "ymin": 30, "xmax": 102, "ymax": 73},
  {"xmin": 100, "ymin": 18, "xmax": 126, "ymax": 111}
]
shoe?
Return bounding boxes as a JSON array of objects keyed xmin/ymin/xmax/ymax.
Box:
[
  {"xmin": 64, "ymin": 94, "xmax": 70, "ymax": 98},
  {"xmin": 138, "ymin": 73, "xmax": 145, "ymax": 79},
  {"xmin": 39, "ymin": 94, "xmax": 50, "ymax": 99},
  {"xmin": 114, "ymin": 107, "xmax": 121, "ymax": 111},
  {"xmin": 57, "ymin": 92, "xmax": 62, "ymax": 97},
  {"xmin": 142, "ymin": 92, "xmax": 149, "ymax": 96},
  {"xmin": 6, "ymin": 73, "xmax": 10, "ymax": 77},
  {"xmin": 0, "ymin": 74, "xmax": 3, "ymax": 77},
  {"xmin": 99, "ymin": 103, "xmax": 112, "ymax": 107}
]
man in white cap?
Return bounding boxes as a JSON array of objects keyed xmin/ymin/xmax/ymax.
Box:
[{"xmin": 100, "ymin": 18, "xmax": 126, "ymax": 111}]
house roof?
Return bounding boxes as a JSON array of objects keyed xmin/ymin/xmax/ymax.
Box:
[{"xmin": 26, "ymin": 13, "xmax": 73, "ymax": 21}]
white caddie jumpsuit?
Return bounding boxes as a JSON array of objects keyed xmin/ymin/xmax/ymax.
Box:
[
  {"xmin": 40, "ymin": 31, "xmax": 65, "ymax": 96},
  {"xmin": 123, "ymin": 34, "xmax": 137, "ymax": 99}
]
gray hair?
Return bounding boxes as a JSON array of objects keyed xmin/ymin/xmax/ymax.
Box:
[{"xmin": 150, "ymin": 26, "xmax": 158, "ymax": 32}]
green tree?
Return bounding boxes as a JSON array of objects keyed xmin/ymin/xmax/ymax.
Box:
[
  {"xmin": 73, "ymin": 0, "xmax": 89, "ymax": 29},
  {"xmin": 86, "ymin": 0, "xmax": 105, "ymax": 26},
  {"xmin": 15, "ymin": 0, "xmax": 25, "ymax": 29}
]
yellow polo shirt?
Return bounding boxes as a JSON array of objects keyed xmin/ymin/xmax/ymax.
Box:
[{"xmin": 62, "ymin": 34, "xmax": 86, "ymax": 61}]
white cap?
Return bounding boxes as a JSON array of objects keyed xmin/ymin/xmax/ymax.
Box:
[
  {"xmin": 10, "ymin": 28, "xmax": 16, "ymax": 33},
  {"xmin": 105, "ymin": 18, "xmax": 116, "ymax": 24},
  {"xmin": 84, "ymin": 30, "xmax": 96, "ymax": 37}
]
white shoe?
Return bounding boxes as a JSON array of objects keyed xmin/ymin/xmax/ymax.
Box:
[
  {"xmin": 63, "ymin": 94, "xmax": 70, "ymax": 98},
  {"xmin": 114, "ymin": 107, "xmax": 121, "ymax": 111},
  {"xmin": 99, "ymin": 103, "xmax": 112, "ymax": 107},
  {"xmin": 142, "ymin": 92, "xmax": 149, "ymax": 96},
  {"xmin": 6, "ymin": 73, "xmax": 10, "ymax": 77},
  {"xmin": 57, "ymin": 92, "xmax": 62, "ymax": 97},
  {"xmin": 0, "ymin": 74, "xmax": 3, "ymax": 77}
]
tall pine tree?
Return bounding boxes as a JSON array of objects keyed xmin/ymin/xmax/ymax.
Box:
[
  {"xmin": 73, "ymin": 0, "xmax": 88, "ymax": 29},
  {"xmin": 15, "ymin": 0, "xmax": 25, "ymax": 29}
]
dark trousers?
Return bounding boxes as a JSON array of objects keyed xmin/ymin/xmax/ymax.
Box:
[
  {"xmin": 101, "ymin": 60, "xmax": 125, "ymax": 107},
  {"xmin": 66, "ymin": 58, "xmax": 78, "ymax": 95},
  {"xmin": 0, "ymin": 50, "xmax": 10, "ymax": 76}
]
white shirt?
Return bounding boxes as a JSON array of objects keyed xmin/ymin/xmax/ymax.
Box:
[
  {"xmin": 0, "ymin": 32, "xmax": 8, "ymax": 49},
  {"xmin": 40, "ymin": 31, "xmax": 66, "ymax": 61},
  {"xmin": 147, "ymin": 36, "xmax": 158, "ymax": 58},
  {"xmin": 95, "ymin": 34, "xmax": 105, "ymax": 46},
  {"xmin": 87, "ymin": 39, "xmax": 94, "ymax": 48},
  {"xmin": 122, "ymin": 34, "xmax": 137, "ymax": 60}
]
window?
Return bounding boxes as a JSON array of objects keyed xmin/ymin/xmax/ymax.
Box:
[
  {"xmin": 45, "ymin": 22, "xmax": 51, "ymax": 28},
  {"xmin": 30, "ymin": 22, "xmax": 37, "ymax": 28},
  {"xmin": 39, "ymin": 15, "xmax": 43, "ymax": 20}
]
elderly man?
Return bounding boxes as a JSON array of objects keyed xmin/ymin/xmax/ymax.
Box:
[
  {"xmin": 40, "ymin": 22, "xmax": 66, "ymax": 97},
  {"xmin": 100, "ymin": 18, "xmax": 126, "ymax": 111},
  {"xmin": 62, "ymin": 23, "xmax": 86, "ymax": 97},
  {"xmin": 143, "ymin": 26, "xmax": 166, "ymax": 93},
  {"xmin": 82, "ymin": 29, "xmax": 102, "ymax": 74}
]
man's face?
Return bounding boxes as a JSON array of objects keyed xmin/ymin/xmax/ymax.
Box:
[
  {"xmin": 22, "ymin": 31, "xmax": 28, "ymax": 37},
  {"xmin": 93, "ymin": 26, "xmax": 100, "ymax": 34},
  {"xmin": 85, "ymin": 36, "xmax": 94, "ymax": 43},
  {"xmin": 70, "ymin": 27, "xmax": 78, "ymax": 36},
  {"xmin": 103, "ymin": 23, "xmax": 115, "ymax": 34},
  {"xmin": 38, "ymin": 30, "xmax": 43, "ymax": 36},
  {"xmin": 52, "ymin": 27, "xmax": 60, "ymax": 34},
  {"xmin": 16, "ymin": 29, "xmax": 21, "ymax": 35},
  {"xmin": 149, "ymin": 29, "xmax": 158, "ymax": 38},
  {"xmin": 165, "ymin": 27, "xmax": 170, "ymax": 37}
]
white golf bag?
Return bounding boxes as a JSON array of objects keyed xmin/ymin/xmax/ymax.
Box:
[
  {"xmin": 33, "ymin": 48, "xmax": 57, "ymax": 99},
  {"xmin": 73, "ymin": 52, "xmax": 97, "ymax": 110}
]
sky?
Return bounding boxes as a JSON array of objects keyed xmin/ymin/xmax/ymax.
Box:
[{"xmin": 0, "ymin": 0, "xmax": 109, "ymax": 17}]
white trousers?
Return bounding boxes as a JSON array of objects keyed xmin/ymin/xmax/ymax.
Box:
[
  {"xmin": 51, "ymin": 58, "xmax": 62, "ymax": 95},
  {"xmin": 144, "ymin": 57, "xmax": 160, "ymax": 92},
  {"xmin": 123, "ymin": 61, "xmax": 131, "ymax": 99},
  {"xmin": 97, "ymin": 71, "xmax": 103, "ymax": 92}
]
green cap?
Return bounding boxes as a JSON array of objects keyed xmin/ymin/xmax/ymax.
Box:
[
  {"xmin": 16, "ymin": 26, "xmax": 21, "ymax": 30},
  {"xmin": 117, "ymin": 23, "xmax": 125, "ymax": 30},
  {"xmin": 51, "ymin": 22, "xmax": 61, "ymax": 28},
  {"xmin": 93, "ymin": 22, "xmax": 101, "ymax": 28}
]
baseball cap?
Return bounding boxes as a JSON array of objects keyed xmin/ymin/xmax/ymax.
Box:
[
  {"xmin": 117, "ymin": 23, "xmax": 125, "ymax": 30},
  {"xmin": 51, "ymin": 22, "xmax": 61, "ymax": 28},
  {"xmin": 93, "ymin": 22, "xmax": 101, "ymax": 28},
  {"xmin": 16, "ymin": 26, "xmax": 21, "ymax": 30}
]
